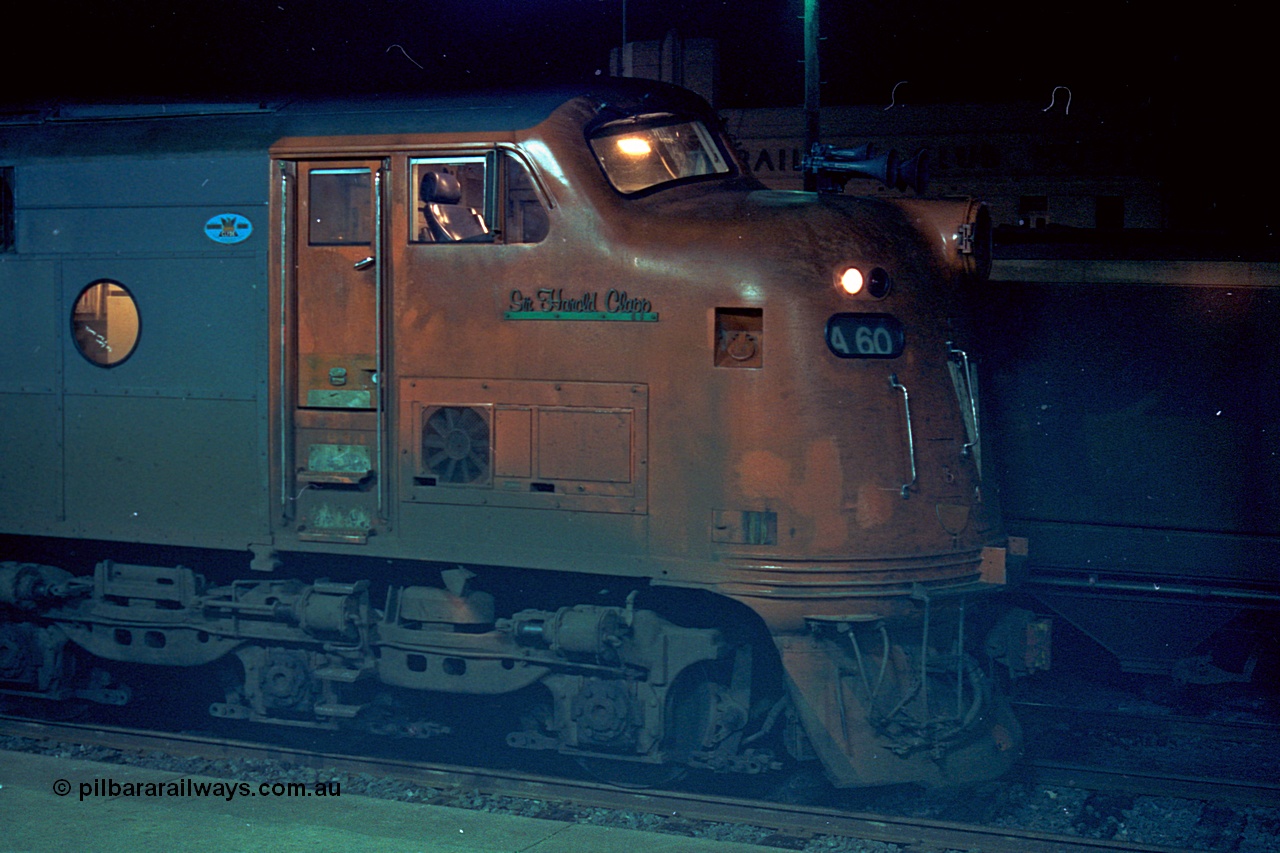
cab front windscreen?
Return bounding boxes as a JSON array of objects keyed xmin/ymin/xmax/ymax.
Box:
[{"xmin": 588, "ymin": 116, "xmax": 731, "ymax": 194}]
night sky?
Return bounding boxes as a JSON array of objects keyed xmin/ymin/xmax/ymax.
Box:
[
  {"xmin": 9, "ymin": 1, "xmax": 1260, "ymax": 110},
  {"xmin": 6, "ymin": 1, "xmax": 1271, "ymax": 236}
]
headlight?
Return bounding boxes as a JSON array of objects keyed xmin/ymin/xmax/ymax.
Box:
[
  {"xmin": 834, "ymin": 266, "xmax": 891, "ymax": 299},
  {"xmin": 837, "ymin": 267, "xmax": 863, "ymax": 295}
]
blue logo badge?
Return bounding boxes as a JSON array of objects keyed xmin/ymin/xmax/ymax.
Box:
[{"xmin": 205, "ymin": 213, "xmax": 253, "ymax": 244}]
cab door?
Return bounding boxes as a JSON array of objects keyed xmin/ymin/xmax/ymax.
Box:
[{"xmin": 287, "ymin": 160, "xmax": 388, "ymax": 543}]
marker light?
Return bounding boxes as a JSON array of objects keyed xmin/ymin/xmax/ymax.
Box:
[
  {"xmin": 616, "ymin": 137, "xmax": 651, "ymax": 156},
  {"xmin": 838, "ymin": 266, "xmax": 864, "ymax": 296},
  {"xmin": 867, "ymin": 267, "xmax": 892, "ymax": 299}
]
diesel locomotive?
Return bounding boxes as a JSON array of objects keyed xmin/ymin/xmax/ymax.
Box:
[{"xmin": 0, "ymin": 81, "xmax": 1018, "ymax": 787}]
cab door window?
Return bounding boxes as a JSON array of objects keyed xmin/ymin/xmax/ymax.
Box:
[{"xmin": 309, "ymin": 169, "xmax": 372, "ymax": 245}]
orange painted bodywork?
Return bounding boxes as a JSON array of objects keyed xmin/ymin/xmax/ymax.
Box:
[{"xmin": 264, "ymin": 87, "xmax": 1011, "ymax": 785}]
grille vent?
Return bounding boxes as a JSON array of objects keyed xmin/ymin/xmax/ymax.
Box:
[{"xmin": 421, "ymin": 406, "xmax": 491, "ymax": 485}]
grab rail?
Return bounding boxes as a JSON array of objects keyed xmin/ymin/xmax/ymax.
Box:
[{"xmin": 889, "ymin": 374, "xmax": 916, "ymax": 498}]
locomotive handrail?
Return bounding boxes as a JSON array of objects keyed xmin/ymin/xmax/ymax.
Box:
[
  {"xmin": 946, "ymin": 342, "xmax": 981, "ymax": 473},
  {"xmin": 277, "ymin": 165, "xmax": 291, "ymax": 514},
  {"xmin": 889, "ymin": 374, "xmax": 916, "ymax": 499},
  {"xmin": 374, "ymin": 166, "xmax": 387, "ymax": 519}
]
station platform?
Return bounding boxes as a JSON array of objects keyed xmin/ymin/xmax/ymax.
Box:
[{"xmin": 0, "ymin": 750, "xmax": 786, "ymax": 853}]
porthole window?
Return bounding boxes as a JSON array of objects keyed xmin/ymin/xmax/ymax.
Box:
[{"xmin": 71, "ymin": 280, "xmax": 140, "ymax": 367}]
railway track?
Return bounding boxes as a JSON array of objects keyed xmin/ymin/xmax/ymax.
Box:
[
  {"xmin": 1013, "ymin": 701, "xmax": 1280, "ymax": 745},
  {"xmin": 1013, "ymin": 700, "xmax": 1280, "ymax": 808},
  {"xmin": 0, "ymin": 714, "xmax": 1214, "ymax": 853},
  {"xmin": 1019, "ymin": 760, "xmax": 1280, "ymax": 808}
]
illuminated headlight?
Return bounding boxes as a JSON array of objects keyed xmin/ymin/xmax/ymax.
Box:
[
  {"xmin": 837, "ymin": 266, "xmax": 863, "ymax": 295},
  {"xmin": 835, "ymin": 266, "xmax": 891, "ymax": 299}
]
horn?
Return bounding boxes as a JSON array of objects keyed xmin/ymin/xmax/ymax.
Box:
[
  {"xmin": 802, "ymin": 142, "xmax": 875, "ymax": 175},
  {"xmin": 827, "ymin": 142, "xmax": 878, "ymax": 162},
  {"xmin": 834, "ymin": 150, "xmax": 898, "ymax": 187},
  {"xmin": 895, "ymin": 149, "xmax": 929, "ymax": 194},
  {"xmin": 805, "ymin": 143, "xmax": 911, "ymax": 193}
]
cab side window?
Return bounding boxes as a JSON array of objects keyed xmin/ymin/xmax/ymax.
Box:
[
  {"xmin": 504, "ymin": 154, "xmax": 548, "ymax": 243},
  {"xmin": 410, "ymin": 152, "xmax": 547, "ymax": 245},
  {"xmin": 413, "ymin": 158, "xmax": 490, "ymax": 243}
]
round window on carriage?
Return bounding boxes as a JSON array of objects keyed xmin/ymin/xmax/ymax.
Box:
[{"xmin": 71, "ymin": 279, "xmax": 140, "ymax": 367}]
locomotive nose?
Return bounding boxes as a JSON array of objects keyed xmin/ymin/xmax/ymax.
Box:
[{"xmin": 890, "ymin": 197, "xmax": 992, "ymax": 284}]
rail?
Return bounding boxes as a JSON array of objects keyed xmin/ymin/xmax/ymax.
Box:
[{"xmin": 0, "ymin": 714, "xmax": 1210, "ymax": 853}]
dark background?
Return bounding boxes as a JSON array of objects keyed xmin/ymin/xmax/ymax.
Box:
[
  {"xmin": 6, "ymin": 1, "xmax": 1271, "ymax": 239},
  {"xmin": 12, "ymin": 1, "xmax": 1262, "ymax": 109}
]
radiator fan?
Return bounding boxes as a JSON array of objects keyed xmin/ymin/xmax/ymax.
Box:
[{"xmin": 421, "ymin": 406, "xmax": 490, "ymax": 484}]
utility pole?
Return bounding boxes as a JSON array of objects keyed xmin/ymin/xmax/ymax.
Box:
[{"xmin": 803, "ymin": 0, "xmax": 819, "ymax": 191}]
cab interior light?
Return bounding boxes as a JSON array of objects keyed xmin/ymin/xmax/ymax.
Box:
[{"xmin": 616, "ymin": 136, "xmax": 651, "ymax": 156}]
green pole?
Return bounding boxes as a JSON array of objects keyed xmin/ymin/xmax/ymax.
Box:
[{"xmin": 803, "ymin": 0, "xmax": 820, "ymax": 191}]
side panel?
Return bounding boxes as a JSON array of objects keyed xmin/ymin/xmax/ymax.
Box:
[
  {"xmin": 18, "ymin": 157, "xmax": 267, "ymax": 256},
  {"xmin": 2, "ymin": 154, "xmax": 272, "ymax": 548},
  {"xmin": 0, "ymin": 259, "xmax": 62, "ymax": 525},
  {"xmin": 59, "ymin": 254, "xmax": 270, "ymax": 544},
  {"xmin": 398, "ymin": 377, "xmax": 648, "ymax": 515},
  {"xmin": 62, "ymin": 396, "xmax": 263, "ymax": 538}
]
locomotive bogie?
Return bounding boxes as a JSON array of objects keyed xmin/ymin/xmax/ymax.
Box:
[
  {"xmin": 2, "ymin": 82, "xmax": 1017, "ymax": 786},
  {"xmin": 0, "ymin": 557, "xmax": 743, "ymax": 762}
]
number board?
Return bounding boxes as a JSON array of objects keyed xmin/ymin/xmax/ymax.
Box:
[{"xmin": 824, "ymin": 313, "xmax": 905, "ymax": 359}]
